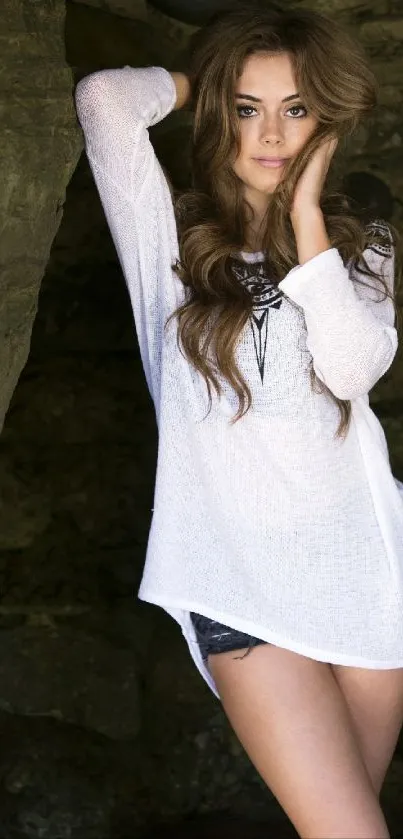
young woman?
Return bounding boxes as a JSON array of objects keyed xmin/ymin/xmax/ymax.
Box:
[{"xmin": 75, "ymin": 2, "xmax": 403, "ymax": 835}]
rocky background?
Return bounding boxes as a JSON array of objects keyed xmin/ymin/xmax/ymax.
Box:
[{"xmin": 1, "ymin": 0, "xmax": 403, "ymax": 836}]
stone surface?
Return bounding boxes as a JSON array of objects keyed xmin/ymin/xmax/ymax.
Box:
[
  {"xmin": 0, "ymin": 710, "xmax": 140, "ymax": 838},
  {"xmin": 139, "ymin": 813, "xmax": 299, "ymax": 838},
  {"xmin": 0, "ymin": 0, "xmax": 82, "ymax": 435},
  {"xmin": 70, "ymin": 0, "xmax": 147, "ymax": 20},
  {"xmin": 296, "ymin": 0, "xmax": 389, "ymax": 17},
  {"xmin": 360, "ymin": 15, "xmax": 403, "ymax": 48},
  {"xmin": 0, "ymin": 625, "xmax": 141, "ymax": 739},
  {"xmin": 0, "ymin": 451, "xmax": 51, "ymax": 550},
  {"xmin": 145, "ymin": 1, "xmax": 198, "ymax": 68},
  {"xmin": 66, "ymin": 1, "xmax": 159, "ymax": 75},
  {"xmin": 145, "ymin": 0, "xmax": 230, "ymax": 26}
]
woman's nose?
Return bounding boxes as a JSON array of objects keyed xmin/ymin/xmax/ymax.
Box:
[{"xmin": 259, "ymin": 116, "xmax": 284, "ymax": 144}]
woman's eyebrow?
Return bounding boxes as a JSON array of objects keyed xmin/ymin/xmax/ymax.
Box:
[{"xmin": 235, "ymin": 93, "xmax": 300, "ymax": 103}]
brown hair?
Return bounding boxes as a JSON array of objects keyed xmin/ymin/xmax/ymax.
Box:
[{"xmin": 166, "ymin": 0, "xmax": 401, "ymax": 439}]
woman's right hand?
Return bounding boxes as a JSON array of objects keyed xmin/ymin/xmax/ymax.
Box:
[{"xmin": 170, "ymin": 72, "xmax": 192, "ymax": 110}]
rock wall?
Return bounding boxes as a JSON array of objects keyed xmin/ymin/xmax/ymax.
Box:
[
  {"xmin": 0, "ymin": 0, "xmax": 83, "ymax": 435},
  {"xmin": 0, "ymin": 1, "xmax": 403, "ymax": 836}
]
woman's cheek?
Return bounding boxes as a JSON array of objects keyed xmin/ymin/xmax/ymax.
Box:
[{"xmin": 240, "ymin": 120, "xmax": 256, "ymax": 151}]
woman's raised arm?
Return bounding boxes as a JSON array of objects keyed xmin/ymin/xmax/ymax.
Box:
[
  {"xmin": 73, "ymin": 66, "xmax": 190, "ymax": 405},
  {"xmin": 74, "ymin": 65, "xmax": 182, "ymax": 194}
]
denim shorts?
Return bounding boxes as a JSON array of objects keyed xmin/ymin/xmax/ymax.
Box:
[{"xmin": 190, "ymin": 611, "xmax": 268, "ymax": 664}]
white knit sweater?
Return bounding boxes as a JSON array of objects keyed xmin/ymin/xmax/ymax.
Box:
[{"xmin": 75, "ymin": 65, "xmax": 403, "ymax": 698}]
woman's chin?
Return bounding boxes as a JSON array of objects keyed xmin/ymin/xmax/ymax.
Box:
[{"xmin": 254, "ymin": 180, "xmax": 280, "ymax": 196}]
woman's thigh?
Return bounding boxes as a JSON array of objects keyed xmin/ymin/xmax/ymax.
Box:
[
  {"xmin": 208, "ymin": 643, "xmax": 390, "ymax": 839},
  {"xmin": 331, "ymin": 663, "xmax": 403, "ymax": 797}
]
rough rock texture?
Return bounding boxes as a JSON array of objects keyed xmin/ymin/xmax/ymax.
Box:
[
  {"xmin": 0, "ymin": 0, "xmax": 403, "ymax": 836},
  {"xmin": 70, "ymin": 0, "xmax": 147, "ymax": 20},
  {"xmin": 0, "ymin": 0, "xmax": 83, "ymax": 435},
  {"xmin": 66, "ymin": 2, "xmax": 159, "ymax": 76},
  {"xmin": 0, "ymin": 625, "xmax": 141, "ymax": 739}
]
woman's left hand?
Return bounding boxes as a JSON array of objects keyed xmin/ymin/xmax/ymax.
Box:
[{"xmin": 290, "ymin": 136, "xmax": 338, "ymax": 221}]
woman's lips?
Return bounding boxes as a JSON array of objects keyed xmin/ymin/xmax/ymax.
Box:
[{"xmin": 254, "ymin": 158, "xmax": 289, "ymax": 168}]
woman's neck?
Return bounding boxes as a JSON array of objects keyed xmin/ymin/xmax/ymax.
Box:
[
  {"xmin": 243, "ymin": 216, "xmax": 268, "ymax": 253},
  {"xmin": 242, "ymin": 234, "xmax": 264, "ymax": 253},
  {"xmin": 243, "ymin": 188, "xmax": 270, "ymax": 252}
]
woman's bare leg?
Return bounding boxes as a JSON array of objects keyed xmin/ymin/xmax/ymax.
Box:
[
  {"xmin": 208, "ymin": 643, "xmax": 390, "ymax": 838},
  {"xmin": 331, "ymin": 663, "xmax": 403, "ymax": 797}
]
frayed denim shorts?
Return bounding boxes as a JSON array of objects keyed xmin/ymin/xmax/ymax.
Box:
[{"xmin": 190, "ymin": 611, "xmax": 268, "ymax": 664}]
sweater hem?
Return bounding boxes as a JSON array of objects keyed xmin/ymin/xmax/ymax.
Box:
[{"xmin": 138, "ymin": 590, "xmax": 403, "ymax": 699}]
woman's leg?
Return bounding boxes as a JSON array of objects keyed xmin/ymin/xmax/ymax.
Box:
[
  {"xmin": 331, "ymin": 663, "xmax": 403, "ymax": 798},
  {"xmin": 208, "ymin": 643, "xmax": 390, "ymax": 838}
]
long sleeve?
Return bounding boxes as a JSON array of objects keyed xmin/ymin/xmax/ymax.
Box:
[
  {"xmin": 278, "ymin": 233, "xmax": 397, "ymax": 400},
  {"xmin": 74, "ymin": 65, "xmax": 177, "ymax": 192},
  {"xmin": 74, "ymin": 66, "xmax": 182, "ymax": 405}
]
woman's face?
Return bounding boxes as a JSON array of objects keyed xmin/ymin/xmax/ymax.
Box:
[{"xmin": 233, "ymin": 51, "xmax": 318, "ymax": 217}]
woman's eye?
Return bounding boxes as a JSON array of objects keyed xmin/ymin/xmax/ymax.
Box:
[
  {"xmin": 286, "ymin": 105, "xmax": 307, "ymax": 118},
  {"xmin": 236, "ymin": 105, "xmax": 257, "ymax": 118}
]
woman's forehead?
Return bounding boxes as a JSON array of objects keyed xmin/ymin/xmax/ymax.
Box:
[{"xmin": 236, "ymin": 53, "xmax": 298, "ymax": 97}]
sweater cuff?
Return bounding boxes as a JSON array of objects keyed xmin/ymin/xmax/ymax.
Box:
[{"xmin": 278, "ymin": 248, "xmax": 344, "ymax": 305}]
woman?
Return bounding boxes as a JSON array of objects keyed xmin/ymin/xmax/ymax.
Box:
[{"xmin": 75, "ymin": 2, "xmax": 403, "ymax": 835}]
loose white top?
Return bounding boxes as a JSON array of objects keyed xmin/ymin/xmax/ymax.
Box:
[{"xmin": 75, "ymin": 65, "xmax": 403, "ymax": 698}]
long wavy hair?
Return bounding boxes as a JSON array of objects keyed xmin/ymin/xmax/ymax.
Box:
[{"xmin": 165, "ymin": 0, "xmax": 401, "ymax": 439}]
